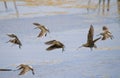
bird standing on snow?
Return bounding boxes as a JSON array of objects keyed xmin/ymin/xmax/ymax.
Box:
[
  {"xmin": 16, "ymin": 64, "xmax": 35, "ymax": 75},
  {"xmin": 7, "ymin": 34, "xmax": 22, "ymax": 49},
  {"xmin": 78, "ymin": 25, "xmax": 101, "ymax": 50},
  {"xmin": 33, "ymin": 23, "xmax": 50, "ymax": 38},
  {"xmin": 45, "ymin": 40, "xmax": 65, "ymax": 52}
]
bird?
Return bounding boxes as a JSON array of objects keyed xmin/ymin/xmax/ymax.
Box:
[
  {"xmin": 7, "ymin": 34, "xmax": 22, "ymax": 49},
  {"xmin": 78, "ymin": 25, "xmax": 101, "ymax": 50},
  {"xmin": 45, "ymin": 40, "xmax": 65, "ymax": 52},
  {"xmin": 98, "ymin": 26, "xmax": 114, "ymax": 40},
  {"xmin": 33, "ymin": 23, "xmax": 50, "ymax": 38},
  {"xmin": 16, "ymin": 64, "xmax": 35, "ymax": 75}
]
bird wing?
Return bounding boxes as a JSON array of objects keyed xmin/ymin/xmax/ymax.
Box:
[
  {"xmin": 37, "ymin": 30, "xmax": 45, "ymax": 37},
  {"xmin": 33, "ymin": 23, "xmax": 43, "ymax": 30},
  {"xmin": 93, "ymin": 37, "xmax": 101, "ymax": 43},
  {"xmin": 46, "ymin": 41, "xmax": 64, "ymax": 51},
  {"xmin": 46, "ymin": 44, "xmax": 59, "ymax": 51},
  {"xmin": 33, "ymin": 23, "xmax": 41, "ymax": 27},
  {"xmin": 16, "ymin": 38, "xmax": 22, "ymax": 46},
  {"xmin": 37, "ymin": 26, "xmax": 49, "ymax": 37},
  {"xmin": 12, "ymin": 38, "xmax": 22, "ymax": 48},
  {"xmin": 43, "ymin": 26, "xmax": 50, "ymax": 33},
  {"xmin": 102, "ymin": 36, "xmax": 106, "ymax": 40},
  {"xmin": 45, "ymin": 40, "xmax": 56, "ymax": 45},
  {"xmin": 19, "ymin": 68, "xmax": 29, "ymax": 75},
  {"xmin": 87, "ymin": 25, "xmax": 94, "ymax": 44},
  {"xmin": 7, "ymin": 34, "xmax": 17, "ymax": 38}
]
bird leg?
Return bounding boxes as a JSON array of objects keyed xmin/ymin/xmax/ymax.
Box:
[
  {"xmin": 62, "ymin": 47, "xmax": 64, "ymax": 53},
  {"xmin": 90, "ymin": 48, "xmax": 93, "ymax": 51},
  {"xmin": 109, "ymin": 34, "xmax": 114, "ymax": 39},
  {"xmin": 45, "ymin": 33, "xmax": 47, "ymax": 36},
  {"xmin": 19, "ymin": 45, "xmax": 21, "ymax": 49},
  {"xmin": 94, "ymin": 44, "xmax": 97, "ymax": 48},
  {"xmin": 31, "ymin": 69, "xmax": 35, "ymax": 75}
]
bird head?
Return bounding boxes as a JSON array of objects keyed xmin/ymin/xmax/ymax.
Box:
[{"xmin": 103, "ymin": 26, "xmax": 108, "ymax": 31}]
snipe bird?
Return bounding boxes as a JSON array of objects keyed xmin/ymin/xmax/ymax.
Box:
[
  {"xmin": 16, "ymin": 64, "xmax": 35, "ymax": 75},
  {"xmin": 78, "ymin": 25, "xmax": 101, "ymax": 50},
  {"xmin": 33, "ymin": 23, "xmax": 50, "ymax": 38},
  {"xmin": 7, "ymin": 34, "xmax": 22, "ymax": 49},
  {"xmin": 45, "ymin": 40, "xmax": 65, "ymax": 52}
]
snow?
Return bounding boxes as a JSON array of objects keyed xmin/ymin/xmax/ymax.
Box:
[{"xmin": 0, "ymin": 0, "xmax": 120, "ymax": 78}]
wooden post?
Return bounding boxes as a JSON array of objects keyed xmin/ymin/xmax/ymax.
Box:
[
  {"xmin": 87, "ymin": 0, "xmax": 91, "ymax": 13},
  {"xmin": 13, "ymin": 0, "xmax": 19, "ymax": 17},
  {"xmin": 102, "ymin": 0, "xmax": 105, "ymax": 15},
  {"xmin": 117, "ymin": 0, "xmax": 120, "ymax": 14},
  {"xmin": 107, "ymin": 0, "xmax": 110, "ymax": 11},
  {"xmin": 3, "ymin": 0, "xmax": 8, "ymax": 10}
]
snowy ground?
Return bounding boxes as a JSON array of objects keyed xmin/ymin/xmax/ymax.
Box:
[
  {"xmin": 0, "ymin": 0, "xmax": 118, "ymax": 19},
  {"xmin": 0, "ymin": 0, "xmax": 120, "ymax": 78}
]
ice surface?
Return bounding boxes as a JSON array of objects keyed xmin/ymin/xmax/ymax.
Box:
[{"xmin": 0, "ymin": 0, "xmax": 120, "ymax": 78}]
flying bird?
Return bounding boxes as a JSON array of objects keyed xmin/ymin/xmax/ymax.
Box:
[
  {"xmin": 78, "ymin": 25, "xmax": 101, "ymax": 50},
  {"xmin": 16, "ymin": 64, "xmax": 35, "ymax": 75},
  {"xmin": 98, "ymin": 26, "xmax": 114, "ymax": 40},
  {"xmin": 7, "ymin": 34, "xmax": 22, "ymax": 49},
  {"xmin": 33, "ymin": 23, "xmax": 50, "ymax": 38},
  {"xmin": 45, "ymin": 40, "xmax": 65, "ymax": 52}
]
